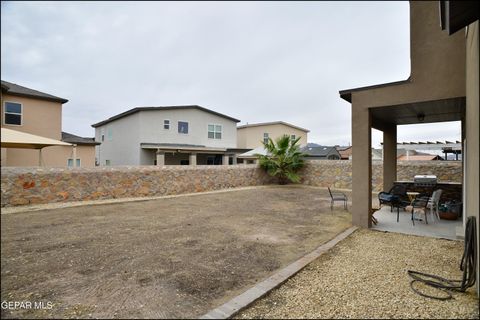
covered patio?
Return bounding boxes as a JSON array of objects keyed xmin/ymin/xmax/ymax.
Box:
[{"xmin": 339, "ymin": 1, "xmax": 478, "ymax": 293}]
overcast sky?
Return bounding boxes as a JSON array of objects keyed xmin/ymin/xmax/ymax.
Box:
[{"xmin": 1, "ymin": 1, "xmax": 461, "ymax": 147}]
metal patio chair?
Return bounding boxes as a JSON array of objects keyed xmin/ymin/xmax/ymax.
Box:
[{"xmin": 328, "ymin": 187, "xmax": 348, "ymax": 210}]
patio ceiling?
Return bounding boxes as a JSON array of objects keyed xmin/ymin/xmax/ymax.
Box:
[{"xmin": 370, "ymin": 96, "xmax": 465, "ymax": 126}]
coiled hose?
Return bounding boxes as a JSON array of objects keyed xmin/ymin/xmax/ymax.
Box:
[{"xmin": 407, "ymin": 216, "xmax": 477, "ymax": 300}]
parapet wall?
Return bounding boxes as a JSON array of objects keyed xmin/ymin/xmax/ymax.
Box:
[{"xmin": 1, "ymin": 160, "xmax": 462, "ymax": 207}]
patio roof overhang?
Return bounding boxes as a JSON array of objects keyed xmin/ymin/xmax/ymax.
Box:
[
  {"xmin": 140, "ymin": 143, "xmax": 227, "ymax": 153},
  {"xmin": 370, "ymin": 96, "xmax": 465, "ymax": 129},
  {"xmin": 1, "ymin": 128, "xmax": 72, "ymax": 149}
]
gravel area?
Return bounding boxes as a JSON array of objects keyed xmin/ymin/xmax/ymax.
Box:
[{"xmin": 236, "ymin": 229, "xmax": 479, "ymax": 319}]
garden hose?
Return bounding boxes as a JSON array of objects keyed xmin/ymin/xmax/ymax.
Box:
[{"xmin": 407, "ymin": 216, "xmax": 477, "ymax": 300}]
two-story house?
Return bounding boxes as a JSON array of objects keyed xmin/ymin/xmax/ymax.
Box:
[
  {"xmin": 237, "ymin": 121, "xmax": 309, "ymax": 149},
  {"xmin": 1, "ymin": 80, "xmax": 98, "ymax": 167},
  {"xmin": 91, "ymin": 105, "xmax": 240, "ymax": 166}
]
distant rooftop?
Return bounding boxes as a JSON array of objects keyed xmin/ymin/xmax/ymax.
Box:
[
  {"xmin": 237, "ymin": 121, "xmax": 309, "ymax": 133},
  {"xmin": 1, "ymin": 80, "xmax": 68, "ymax": 104},
  {"xmin": 61, "ymin": 132, "xmax": 100, "ymax": 145}
]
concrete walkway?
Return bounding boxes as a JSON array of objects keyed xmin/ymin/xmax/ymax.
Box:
[{"xmin": 372, "ymin": 206, "xmax": 463, "ymax": 240}]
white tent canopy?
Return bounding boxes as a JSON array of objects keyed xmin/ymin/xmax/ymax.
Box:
[{"xmin": 1, "ymin": 128, "xmax": 71, "ymax": 149}]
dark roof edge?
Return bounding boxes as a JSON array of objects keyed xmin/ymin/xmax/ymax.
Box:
[
  {"xmin": 92, "ymin": 105, "xmax": 240, "ymax": 128},
  {"xmin": 61, "ymin": 131, "xmax": 100, "ymax": 145},
  {"xmin": 339, "ymin": 78, "xmax": 411, "ymax": 103},
  {"xmin": 4, "ymin": 91, "xmax": 69, "ymax": 104}
]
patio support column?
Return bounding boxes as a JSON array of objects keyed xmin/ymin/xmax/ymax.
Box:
[
  {"xmin": 222, "ymin": 154, "xmax": 229, "ymax": 166},
  {"xmin": 189, "ymin": 153, "xmax": 197, "ymax": 166},
  {"xmin": 351, "ymin": 106, "xmax": 372, "ymax": 228},
  {"xmin": 383, "ymin": 125, "xmax": 397, "ymax": 191},
  {"xmin": 231, "ymin": 154, "xmax": 237, "ymax": 165},
  {"xmin": 156, "ymin": 150, "xmax": 165, "ymax": 166}
]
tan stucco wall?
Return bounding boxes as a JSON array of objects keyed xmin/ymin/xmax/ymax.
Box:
[
  {"xmin": 349, "ymin": 1, "xmax": 467, "ymax": 228},
  {"xmin": 237, "ymin": 123, "xmax": 308, "ymax": 149},
  {"xmin": 1, "ymin": 93, "xmax": 96, "ymax": 167},
  {"xmin": 1, "ymin": 94, "xmax": 62, "ymax": 139},
  {"xmin": 464, "ymin": 20, "xmax": 479, "ymax": 294},
  {"xmin": 1, "ymin": 145, "xmax": 96, "ymax": 168}
]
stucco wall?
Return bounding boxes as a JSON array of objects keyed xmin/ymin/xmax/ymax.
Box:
[
  {"xmin": 94, "ymin": 108, "xmax": 238, "ymax": 166},
  {"xmin": 237, "ymin": 123, "xmax": 308, "ymax": 149},
  {"xmin": 1, "ymin": 160, "xmax": 462, "ymax": 207}
]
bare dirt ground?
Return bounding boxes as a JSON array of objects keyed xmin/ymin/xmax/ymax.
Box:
[{"xmin": 1, "ymin": 185, "xmax": 351, "ymax": 319}]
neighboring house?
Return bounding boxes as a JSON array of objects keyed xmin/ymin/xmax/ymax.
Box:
[
  {"xmin": 237, "ymin": 121, "xmax": 309, "ymax": 149},
  {"xmin": 339, "ymin": 0, "xmax": 479, "ymax": 281},
  {"xmin": 301, "ymin": 145, "xmax": 341, "ymax": 160},
  {"xmin": 91, "ymin": 105, "xmax": 240, "ymax": 166},
  {"xmin": 1, "ymin": 80, "xmax": 98, "ymax": 167},
  {"xmin": 336, "ymin": 146, "xmax": 352, "ymax": 160}
]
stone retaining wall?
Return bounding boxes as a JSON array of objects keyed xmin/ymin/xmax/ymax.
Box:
[
  {"xmin": 1, "ymin": 160, "xmax": 462, "ymax": 207},
  {"xmin": 300, "ymin": 160, "xmax": 462, "ymax": 191},
  {"xmin": 1, "ymin": 165, "xmax": 275, "ymax": 207}
]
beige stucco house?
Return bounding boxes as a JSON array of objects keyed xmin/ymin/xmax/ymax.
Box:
[
  {"xmin": 340, "ymin": 1, "xmax": 478, "ymax": 293},
  {"xmin": 1, "ymin": 80, "xmax": 98, "ymax": 167},
  {"xmin": 237, "ymin": 121, "xmax": 309, "ymax": 149}
]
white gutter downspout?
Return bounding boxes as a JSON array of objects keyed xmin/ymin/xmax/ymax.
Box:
[{"xmin": 73, "ymin": 144, "xmax": 78, "ymax": 167}]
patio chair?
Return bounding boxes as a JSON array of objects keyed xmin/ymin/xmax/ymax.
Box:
[
  {"xmin": 426, "ymin": 189, "xmax": 443, "ymax": 221},
  {"xmin": 378, "ymin": 184, "xmax": 408, "ymax": 212},
  {"xmin": 410, "ymin": 196, "xmax": 430, "ymax": 225},
  {"xmin": 328, "ymin": 187, "xmax": 348, "ymax": 210}
]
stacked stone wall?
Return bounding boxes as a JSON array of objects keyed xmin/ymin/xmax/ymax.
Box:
[
  {"xmin": 1, "ymin": 160, "xmax": 462, "ymax": 207},
  {"xmin": 1, "ymin": 165, "xmax": 274, "ymax": 207}
]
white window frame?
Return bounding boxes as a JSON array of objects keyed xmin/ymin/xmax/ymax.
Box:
[
  {"xmin": 178, "ymin": 120, "xmax": 189, "ymax": 134},
  {"xmin": 263, "ymin": 133, "xmax": 269, "ymax": 145},
  {"xmin": 107, "ymin": 127, "xmax": 113, "ymax": 141},
  {"xmin": 164, "ymin": 119, "xmax": 170, "ymax": 130},
  {"xmin": 207, "ymin": 124, "xmax": 222, "ymax": 139},
  {"xmin": 67, "ymin": 158, "xmax": 81, "ymax": 167},
  {"xmin": 3, "ymin": 101, "xmax": 23, "ymax": 126}
]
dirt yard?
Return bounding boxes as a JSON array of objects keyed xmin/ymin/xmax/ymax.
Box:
[{"xmin": 1, "ymin": 185, "xmax": 351, "ymax": 319}]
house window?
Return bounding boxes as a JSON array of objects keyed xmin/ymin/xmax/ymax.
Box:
[
  {"xmin": 263, "ymin": 133, "xmax": 269, "ymax": 145},
  {"xmin": 107, "ymin": 128, "xmax": 113, "ymax": 141},
  {"xmin": 67, "ymin": 159, "xmax": 81, "ymax": 167},
  {"xmin": 291, "ymin": 134, "xmax": 296, "ymax": 141},
  {"xmin": 101, "ymin": 128, "xmax": 105, "ymax": 142},
  {"xmin": 180, "ymin": 159, "xmax": 189, "ymax": 165},
  {"xmin": 105, "ymin": 159, "xmax": 111, "ymax": 166},
  {"xmin": 164, "ymin": 119, "xmax": 170, "ymax": 130},
  {"xmin": 178, "ymin": 121, "xmax": 189, "ymax": 134},
  {"xmin": 4, "ymin": 102, "xmax": 22, "ymax": 125},
  {"xmin": 208, "ymin": 124, "xmax": 222, "ymax": 139}
]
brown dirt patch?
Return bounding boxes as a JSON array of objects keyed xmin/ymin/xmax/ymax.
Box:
[{"xmin": 1, "ymin": 185, "xmax": 351, "ymax": 319}]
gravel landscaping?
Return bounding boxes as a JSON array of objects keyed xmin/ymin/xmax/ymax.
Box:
[{"xmin": 236, "ymin": 229, "xmax": 479, "ymax": 319}]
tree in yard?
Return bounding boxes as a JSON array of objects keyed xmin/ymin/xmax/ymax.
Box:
[{"xmin": 256, "ymin": 134, "xmax": 307, "ymax": 184}]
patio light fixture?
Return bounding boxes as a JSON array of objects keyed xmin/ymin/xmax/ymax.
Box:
[{"xmin": 417, "ymin": 113, "xmax": 425, "ymax": 122}]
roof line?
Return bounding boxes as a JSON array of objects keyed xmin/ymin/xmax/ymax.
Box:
[
  {"xmin": 1, "ymin": 80, "xmax": 68, "ymax": 104},
  {"xmin": 237, "ymin": 121, "xmax": 310, "ymax": 132},
  {"xmin": 339, "ymin": 78, "xmax": 411, "ymax": 103},
  {"xmin": 92, "ymin": 105, "xmax": 240, "ymax": 127}
]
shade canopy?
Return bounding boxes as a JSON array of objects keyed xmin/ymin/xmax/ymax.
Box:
[{"xmin": 1, "ymin": 128, "xmax": 72, "ymax": 149}]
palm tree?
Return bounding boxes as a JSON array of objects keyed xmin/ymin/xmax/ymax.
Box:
[{"xmin": 256, "ymin": 134, "xmax": 306, "ymax": 184}]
